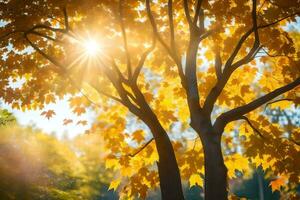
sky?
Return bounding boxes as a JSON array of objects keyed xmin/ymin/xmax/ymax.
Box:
[{"xmin": 2, "ymin": 97, "xmax": 96, "ymax": 139}]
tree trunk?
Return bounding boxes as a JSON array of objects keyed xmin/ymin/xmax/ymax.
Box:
[
  {"xmin": 202, "ymin": 133, "xmax": 228, "ymax": 200},
  {"xmin": 142, "ymin": 112, "xmax": 185, "ymax": 200},
  {"xmin": 155, "ymin": 131, "xmax": 185, "ymax": 200}
]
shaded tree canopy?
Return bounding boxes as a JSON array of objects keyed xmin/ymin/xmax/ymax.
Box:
[{"xmin": 1, "ymin": 0, "xmax": 300, "ymax": 199}]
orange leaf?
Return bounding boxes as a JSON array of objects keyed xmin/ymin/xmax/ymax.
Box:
[
  {"xmin": 41, "ymin": 110, "xmax": 55, "ymax": 119},
  {"xmin": 73, "ymin": 107, "xmax": 86, "ymax": 116},
  {"xmin": 269, "ymin": 176, "xmax": 287, "ymax": 192},
  {"xmin": 63, "ymin": 119, "xmax": 73, "ymax": 125},
  {"xmin": 132, "ymin": 130, "xmax": 145, "ymax": 144},
  {"xmin": 77, "ymin": 120, "xmax": 87, "ymax": 126}
]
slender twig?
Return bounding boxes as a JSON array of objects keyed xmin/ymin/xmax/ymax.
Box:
[
  {"xmin": 238, "ymin": 116, "xmax": 265, "ymax": 138},
  {"xmin": 264, "ymin": 98, "xmax": 295, "ymax": 109},
  {"xmin": 132, "ymin": 34, "xmax": 156, "ymax": 82},
  {"xmin": 214, "ymin": 48, "xmax": 222, "ymax": 80},
  {"xmin": 127, "ymin": 138, "xmax": 154, "ymax": 157},
  {"xmin": 258, "ymin": 11, "xmax": 300, "ymax": 29},
  {"xmin": 260, "ymin": 47, "xmax": 299, "ymax": 59},
  {"xmin": 145, "ymin": 0, "xmax": 186, "ymax": 88}
]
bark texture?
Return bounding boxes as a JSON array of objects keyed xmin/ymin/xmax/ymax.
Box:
[{"xmin": 141, "ymin": 105, "xmax": 185, "ymax": 200}]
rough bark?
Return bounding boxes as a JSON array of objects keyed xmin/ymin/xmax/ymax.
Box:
[
  {"xmin": 141, "ymin": 108, "xmax": 185, "ymax": 200},
  {"xmin": 202, "ymin": 134, "xmax": 228, "ymax": 200},
  {"xmin": 194, "ymin": 120, "xmax": 228, "ymax": 200}
]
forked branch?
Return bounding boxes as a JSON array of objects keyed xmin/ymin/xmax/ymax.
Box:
[{"xmin": 215, "ymin": 78, "xmax": 300, "ymax": 129}]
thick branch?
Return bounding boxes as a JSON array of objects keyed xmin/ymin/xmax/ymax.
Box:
[
  {"xmin": 145, "ymin": 0, "xmax": 186, "ymax": 88},
  {"xmin": 183, "ymin": 0, "xmax": 193, "ymax": 26},
  {"xmin": 168, "ymin": 0, "xmax": 176, "ymax": 51},
  {"xmin": 24, "ymin": 33, "xmax": 64, "ymax": 73},
  {"xmin": 203, "ymin": 0, "xmax": 260, "ymax": 115},
  {"xmin": 193, "ymin": 0, "xmax": 203, "ymax": 24},
  {"xmin": 217, "ymin": 78, "xmax": 300, "ymax": 126},
  {"xmin": 29, "ymin": 30, "xmax": 65, "ymax": 43},
  {"xmin": 62, "ymin": 6, "xmax": 69, "ymax": 31},
  {"xmin": 118, "ymin": 0, "xmax": 132, "ymax": 78},
  {"xmin": 214, "ymin": 48, "xmax": 222, "ymax": 80}
]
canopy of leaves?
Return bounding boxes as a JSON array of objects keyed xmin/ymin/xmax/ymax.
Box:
[{"xmin": 0, "ymin": 0, "xmax": 300, "ymax": 199}]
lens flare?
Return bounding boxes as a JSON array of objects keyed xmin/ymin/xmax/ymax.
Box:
[{"xmin": 84, "ymin": 39, "xmax": 100, "ymax": 56}]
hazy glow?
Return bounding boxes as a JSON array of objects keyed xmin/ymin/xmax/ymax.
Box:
[{"xmin": 83, "ymin": 39, "xmax": 100, "ymax": 56}]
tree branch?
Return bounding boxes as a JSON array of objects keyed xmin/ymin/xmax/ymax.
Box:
[
  {"xmin": 264, "ymin": 98, "xmax": 295, "ymax": 109},
  {"xmin": 214, "ymin": 48, "xmax": 222, "ymax": 80},
  {"xmin": 258, "ymin": 11, "xmax": 300, "ymax": 29},
  {"xmin": 193, "ymin": 0, "xmax": 203, "ymax": 25},
  {"xmin": 128, "ymin": 138, "xmax": 154, "ymax": 157},
  {"xmin": 203, "ymin": 0, "xmax": 260, "ymax": 115},
  {"xmin": 62, "ymin": 6, "xmax": 69, "ymax": 31},
  {"xmin": 216, "ymin": 78, "xmax": 300, "ymax": 127},
  {"xmin": 132, "ymin": 35, "xmax": 156, "ymax": 82},
  {"xmin": 183, "ymin": 0, "xmax": 193, "ymax": 26},
  {"xmin": 259, "ymin": 47, "xmax": 299, "ymax": 59},
  {"xmin": 168, "ymin": 0, "xmax": 176, "ymax": 51},
  {"xmin": 238, "ymin": 116, "xmax": 265, "ymax": 138},
  {"xmin": 29, "ymin": 30, "xmax": 65, "ymax": 43},
  {"xmin": 118, "ymin": 0, "xmax": 132, "ymax": 78},
  {"xmin": 145, "ymin": 0, "xmax": 186, "ymax": 88}
]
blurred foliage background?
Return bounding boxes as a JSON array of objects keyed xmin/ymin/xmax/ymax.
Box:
[{"xmin": 0, "ymin": 109, "xmax": 118, "ymax": 200}]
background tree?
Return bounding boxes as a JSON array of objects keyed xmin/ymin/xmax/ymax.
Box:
[
  {"xmin": 0, "ymin": 119, "xmax": 117, "ymax": 200},
  {"xmin": 0, "ymin": 0, "xmax": 300, "ymax": 199}
]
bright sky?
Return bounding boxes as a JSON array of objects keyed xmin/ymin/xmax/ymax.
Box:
[{"xmin": 2, "ymin": 97, "xmax": 96, "ymax": 139}]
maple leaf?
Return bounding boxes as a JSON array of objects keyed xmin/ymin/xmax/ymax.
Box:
[
  {"xmin": 189, "ymin": 174, "xmax": 203, "ymax": 187},
  {"xmin": 77, "ymin": 120, "xmax": 87, "ymax": 126},
  {"xmin": 63, "ymin": 119, "xmax": 73, "ymax": 125},
  {"xmin": 132, "ymin": 130, "xmax": 145, "ymax": 144},
  {"xmin": 11, "ymin": 102, "xmax": 20, "ymax": 109},
  {"xmin": 69, "ymin": 96, "xmax": 84, "ymax": 108},
  {"xmin": 41, "ymin": 110, "xmax": 55, "ymax": 120},
  {"xmin": 45, "ymin": 94, "xmax": 56, "ymax": 104},
  {"xmin": 72, "ymin": 107, "xmax": 86, "ymax": 116},
  {"xmin": 269, "ymin": 176, "xmax": 287, "ymax": 192},
  {"xmin": 108, "ymin": 179, "xmax": 121, "ymax": 191}
]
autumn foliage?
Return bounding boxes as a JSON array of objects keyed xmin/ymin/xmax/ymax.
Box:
[{"xmin": 0, "ymin": 0, "xmax": 300, "ymax": 199}]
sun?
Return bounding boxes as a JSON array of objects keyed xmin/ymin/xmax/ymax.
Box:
[{"xmin": 83, "ymin": 39, "xmax": 100, "ymax": 56}]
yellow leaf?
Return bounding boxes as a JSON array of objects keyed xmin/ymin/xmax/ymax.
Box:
[
  {"xmin": 109, "ymin": 179, "xmax": 121, "ymax": 191},
  {"xmin": 270, "ymin": 100, "xmax": 292, "ymax": 110},
  {"xmin": 105, "ymin": 158, "xmax": 119, "ymax": 169},
  {"xmin": 189, "ymin": 174, "xmax": 203, "ymax": 187}
]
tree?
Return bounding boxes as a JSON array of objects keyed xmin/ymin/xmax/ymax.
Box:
[
  {"xmin": 0, "ymin": 122, "xmax": 117, "ymax": 200},
  {"xmin": 0, "ymin": 125, "xmax": 84, "ymax": 200},
  {"xmin": 0, "ymin": 109, "xmax": 16, "ymax": 125},
  {"xmin": 0, "ymin": 0, "xmax": 299, "ymax": 199}
]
